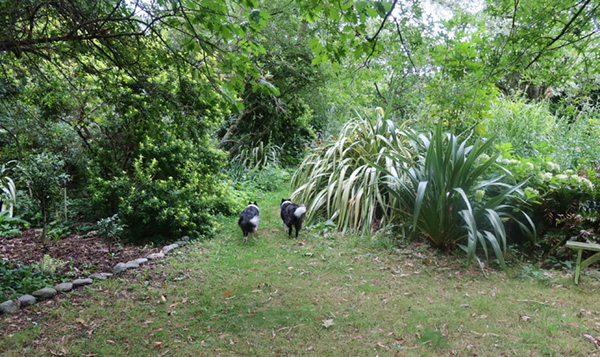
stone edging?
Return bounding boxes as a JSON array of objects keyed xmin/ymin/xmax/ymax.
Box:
[{"xmin": 0, "ymin": 236, "xmax": 190, "ymax": 314}]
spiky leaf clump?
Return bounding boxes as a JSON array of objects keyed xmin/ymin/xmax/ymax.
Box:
[{"xmin": 290, "ymin": 115, "xmax": 414, "ymax": 232}]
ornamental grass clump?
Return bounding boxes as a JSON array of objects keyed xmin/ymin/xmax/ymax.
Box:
[{"xmin": 290, "ymin": 113, "xmax": 415, "ymax": 232}]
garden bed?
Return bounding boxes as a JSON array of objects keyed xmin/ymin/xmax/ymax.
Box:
[{"xmin": 0, "ymin": 229, "xmax": 161, "ymax": 279}]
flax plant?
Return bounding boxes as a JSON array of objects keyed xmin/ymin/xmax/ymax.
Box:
[
  {"xmin": 290, "ymin": 113, "xmax": 415, "ymax": 232},
  {"xmin": 230, "ymin": 141, "xmax": 282, "ymax": 171},
  {"xmin": 380, "ymin": 123, "xmax": 535, "ymax": 267}
]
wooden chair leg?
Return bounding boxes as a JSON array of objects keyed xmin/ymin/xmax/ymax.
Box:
[{"xmin": 574, "ymin": 249, "xmax": 583, "ymax": 285}]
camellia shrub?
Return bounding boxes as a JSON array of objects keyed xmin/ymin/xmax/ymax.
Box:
[{"xmin": 91, "ymin": 134, "xmax": 243, "ymax": 244}]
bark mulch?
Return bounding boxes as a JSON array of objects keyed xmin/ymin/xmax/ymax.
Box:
[{"xmin": 0, "ymin": 229, "xmax": 161, "ymax": 277}]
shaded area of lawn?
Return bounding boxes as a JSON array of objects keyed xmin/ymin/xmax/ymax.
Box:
[{"xmin": 2, "ymin": 186, "xmax": 600, "ymax": 356}]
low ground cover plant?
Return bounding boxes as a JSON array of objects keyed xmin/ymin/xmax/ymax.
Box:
[{"xmin": 0, "ymin": 260, "xmax": 57, "ymax": 301}]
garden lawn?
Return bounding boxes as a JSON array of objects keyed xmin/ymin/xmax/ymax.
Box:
[{"xmin": 2, "ymin": 186, "xmax": 600, "ymax": 356}]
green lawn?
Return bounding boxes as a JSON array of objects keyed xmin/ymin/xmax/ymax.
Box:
[{"xmin": 2, "ymin": 186, "xmax": 600, "ymax": 356}]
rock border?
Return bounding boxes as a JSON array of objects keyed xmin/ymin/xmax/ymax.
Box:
[{"xmin": 0, "ymin": 236, "xmax": 190, "ymax": 315}]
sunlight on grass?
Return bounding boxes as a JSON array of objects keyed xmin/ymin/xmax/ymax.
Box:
[{"xmin": 1, "ymin": 186, "xmax": 600, "ymax": 356}]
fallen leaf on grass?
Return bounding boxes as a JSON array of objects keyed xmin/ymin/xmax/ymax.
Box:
[
  {"xmin": 375, "ymin": 342, "xmax": 390, "ymax": 350},
  {"xmin": 224, "ymin": 291, "xmax": 232, "ymax": 296},
  {"xmin": 76, "ymin": 318, "xmax": 87, "ymax": 327},
  {"xmin": 583, "ymin": 334, "xmax": 600, "ymax": 348},
  {"xmin": 521, "ymin": 315, "xmax": 532, "ymax": 322},
  {"xmin": 107, "ymin": 340, "xmax": 115, "ymax": 344},
  {"xmin": 321, "ymin": 319, "xmax": 335, "ymax": 328},
  {"xmin": 153, "ymin": 342, "xmax": 163, "ymax": 349},
  {"xmin": 568, "ymin": 323, "xmax": 580, "ymax": 328}
]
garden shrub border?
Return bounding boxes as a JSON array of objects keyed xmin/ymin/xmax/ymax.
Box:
[{"xmin": 0, "ymin": 236, "xmax": 190, "ymax": 314}]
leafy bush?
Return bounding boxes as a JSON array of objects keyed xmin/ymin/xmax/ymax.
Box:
[
  {"xmin": 19, "ymin": 153, "xmax": 69, "ymax": 243},
  {"xmin": 481, "ymin": 97, "xmax": 600, "ymax": 170},
  {"xmin": 379, "ymin": 123, "xmax": 535, "ymax": 268},
  {"xmin": 91, "ymin": 134, "xmax": 242, "ymax": 244},
  {"xmin": 0, "ymin": 260, "xmax": 57, "ymax": 301},
  {"xmin": 492, "ymin": 141, "xmax": 599, "ymax": 262},
  {"xmin": 97, "ymin": 214, "xmax": 124, "ymax": 252},
  {"xmin": 493, "ymin": 143, "xmax": 595, "ymax": 231},
  {"xmin": 553, "ymin": 105, "xmax": 600, "ymax": 169},
  {"xmin": 291, "ymin": 112, "xmax": 414, "ymax": 232},
  {"xmin": 480, "ymin": 97, "xmax": 557, "ymax": 158}
]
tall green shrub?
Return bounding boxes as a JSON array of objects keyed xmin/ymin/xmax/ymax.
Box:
[
  {"xmin": 91, "ymin": 134, "xmax": 241, "ymax": 244},
  {"xmin": 20, "ymin": 153, "xmax": 68, "ymax": 243}
]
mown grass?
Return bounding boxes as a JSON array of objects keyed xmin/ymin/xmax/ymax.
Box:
[{"xmin": 2, "ymin": 186, "xmax": 600, "ymax": 356}]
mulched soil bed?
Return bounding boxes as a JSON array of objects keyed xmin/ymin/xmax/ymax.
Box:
[
  {"xmin": 1, "ymin": 230, "xmax": 172, "ymax": 337},
  {"xmin": 0, "ymin": 229, "xmax": 161, "ymax": 276}
]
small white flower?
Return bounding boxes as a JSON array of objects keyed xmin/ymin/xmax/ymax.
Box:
[
  {"xmin": 542, "ymin": 172, "xmax": 553, "ymax": 181},
  {"xmin": 556, "ymin": 174, "xmax": 568, "ymax": 181},
  {"xmin": 525, "ymin": 187, "xmax": 540, "ymax": 196},
  {"xmin": 508, "ymin": 159, "xmax": 519, "ymax": 165},
  {"xmin": 525, "ymin": 162, "xmax": 534, "ymax": 170}
]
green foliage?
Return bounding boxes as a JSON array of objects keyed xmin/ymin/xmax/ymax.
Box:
[
  {"xmin": 0, "ymin": 260, "xmax": 57, "ymax": 301},
  {"xmin": 19, "ymin": 153, "xmax": 69, "ymax": 243},
  {"xmin": 0, "ymin": 210, "xmax": 26, "ymax": 238},
  {"xmin": 552, "ymin": 104, "xmax": 600, "ymax": 169},
  {"xmin": 96, "ymin": 214, "xmax": 124, "ymax": 247},
  {"xmin": 226, "ymin": 162, "xmax": 290, "ymax": 196},
  {"xmin": 291, "ymin": 111, "xmax": 413, "ymax": 232},
  {"xmin": 230, "ymin": 141, "xmax": 282, "ymax": 171},
  {"xmin": 379, "ymin": 123, "xmax": 534, "ymax": 268},
  {"xmin": 91, "ymin": 134, "xmax": 241, "ymax": 244},
  {"xmin": 481, "ymin": 98, "xmax": 558, "ymax": 158},
  {"xmin": 36, "ymin": 254, "xmax": 67, "ymax": 276},
  {"xmin": 492, "ymin": 141, "xmax": 599, "ymax": 260}
]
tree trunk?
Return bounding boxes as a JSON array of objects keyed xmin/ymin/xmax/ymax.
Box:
[{"xmin": 41, "ymin": 198, "xmax": 47, "ymax": 246}]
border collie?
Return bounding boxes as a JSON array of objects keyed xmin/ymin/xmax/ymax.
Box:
[
  {"xmin": 280, "ymin": 199, "xmax": 307, "ymax": 238},
  {"xmin": 238, "ymin": 202, "xmax": 259, "ymax": 243}
]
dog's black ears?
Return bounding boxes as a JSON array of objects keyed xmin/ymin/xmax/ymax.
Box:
[
  {"xmin": 281, "ymin": 198, "xmax": 285, "ymax": 203},
  {"xmin": 253, "ymin": 201, "xmax": 258, "ymax": 206},
  {"xmin": 248, "ymin": 201, "xmax": 252, "ymax": 205}
]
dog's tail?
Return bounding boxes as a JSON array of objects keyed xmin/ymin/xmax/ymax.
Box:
[{"xmin": 294, "ymin": 204, "xmax": 307, "ymax": 218}]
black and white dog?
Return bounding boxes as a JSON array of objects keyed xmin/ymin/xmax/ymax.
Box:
[
  {"xmin": 238, "ymin": 202, "xmax": 259, "ymax": 243},
  {"xmin": 280, "ymin": 199, "xmax": 307, "ymax": 238}
]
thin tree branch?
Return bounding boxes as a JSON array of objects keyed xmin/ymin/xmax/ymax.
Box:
[
  {"xmin": 524, "ymin": 0, "xmax": 593, "ymax": 70},
  {"xmin": 363, "ymin": 0, "xmax": 399, "ymax": 67}
]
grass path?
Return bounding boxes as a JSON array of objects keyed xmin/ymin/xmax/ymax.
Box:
[{"xmin": 2, "ymin": 186, "xmax": 600, "ymax": 355}]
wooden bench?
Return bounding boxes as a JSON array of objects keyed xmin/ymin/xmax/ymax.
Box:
[{"xmin": 565, "ymin": 241, "xmax": 600, "ymax": 284}]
